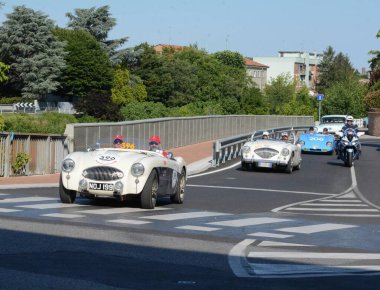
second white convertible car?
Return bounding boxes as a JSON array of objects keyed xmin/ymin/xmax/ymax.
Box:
[
  {"xmin": 59, "ymin": 141, "xmax": 187, "ymax": 209},
  {"xmin": 241, "ymin": 133, "xmax": 302, "ymax": 173}
]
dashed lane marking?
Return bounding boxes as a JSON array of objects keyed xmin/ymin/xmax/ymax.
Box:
[
  {"xmin": 77, "ymin": 207, "xmax": 171, "ymax": 215},
  {"xmin": 17, "ymin": 203, "xmax": 88, "ymax": 209},
  {"xmin": 42, "ymin": 213, "xmax": 85, "ymax": 219},
  {"xmin": 248, "ymin": 232, "xmax": 293, "ymax": 239},
  {"xmin": 107, "ymin": 219, "xmax": 151, "ymax": 225},
  {"xmin": 0, "ymin": 208, "xmax": 22, "ymax": 213},
  {"xmin": 0, "ymin": 197, "xmax": 57, "ymax": 203}
]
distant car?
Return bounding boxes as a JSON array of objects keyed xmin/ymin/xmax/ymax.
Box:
[
  {"xmin": 297, "ymin": 133, "xmax": 335, "ymax": 154},
  {"xmin": 316, "ymin": 115, "xmax": 346, "ymax": 133},
  {"xmin": 59, "ymin": 141, "xmax": 187, "ymax": 209},
  {"xmin": 241, "ymin": 133, "xmax": 302, "ymax": 173}
]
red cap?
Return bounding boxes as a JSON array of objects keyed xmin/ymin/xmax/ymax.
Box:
[
  {"xmin": 149, "ymin": 135, "xmax": 160, "ymax": 143},
  {"xmin": 114, "ymin": 135, "xmax": 123, "ymax": 141}
]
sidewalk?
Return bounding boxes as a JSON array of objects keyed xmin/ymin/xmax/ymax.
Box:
[{"xmin": 0, "ymin": 140, "xmax": 214, "ymax": 189}]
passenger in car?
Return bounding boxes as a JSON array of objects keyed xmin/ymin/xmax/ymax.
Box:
[
  {"xmin": 113, "ymin": 135, "xmax": 123, "ymax": 148},
  {"xmin": 281, "ymin": 132, "xmax": 289, "ymax": 142},
  {"xmin": 149, "ymin": 135, "xmax": 168, "ymax": 157}
]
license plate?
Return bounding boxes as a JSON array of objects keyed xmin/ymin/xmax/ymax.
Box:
[
  {"xmin": 258, "ymin": 162, "xmax": 272, "ymax": 168},
  {"xmin": 89, "ymin": 182, "xmax": 114, "ymax": 191}
]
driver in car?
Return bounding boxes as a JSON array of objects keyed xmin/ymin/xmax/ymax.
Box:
[{"xmin": 149, "ymin": 135, "xmax": 168, "ymax": 157}]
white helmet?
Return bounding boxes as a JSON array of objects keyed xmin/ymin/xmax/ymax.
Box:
[
  {"xmin": 263, "ymin": 131, "xmax": 269, "ymax": 136},
  {"xmin": 346, "ymin": 115, "xmax": 354, "ymax": 121}
]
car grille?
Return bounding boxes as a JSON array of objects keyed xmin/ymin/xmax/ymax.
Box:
[
  {"xmin": 254, "ymin": 148, "xmax": 279, "ymax": 159},
  {"xmin": 82, "ymin": 167, "xmax": 123, "ymax": 181}
]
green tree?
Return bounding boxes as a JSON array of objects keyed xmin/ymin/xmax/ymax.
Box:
[
  {"xmin": 120, "ymin": 101, "xmax": 169, "ymax": 120},
  {"xmin": 240, "ymin": 87, "xmax": 269, "ymax": 115},
  {"xmin": 366, "ymin": 29, "xmax": 380, "ymax": 109},
  {"xmin": 0, "ymin": 62, "xmax": 9, "ymax": 82},
  {"xmin": 111, "ymin": 66, "xmax": 147, "ymax": 105},
  {"xmin": 75, "ymin": 90, "xmax": 122, "ymax": 121},
  {"xmin": 66, "ymin": 6, "xmax": 136, "ymax": 65},
  {"xmin": 213, "ymin": 50, "xmax": 245, "ymax": 69},
  {"xmin": 369, "ymin": 29, "xmax": 380, "ymax": 70},
  {"xmin": 0, "ymin": 6, "xmax": 66, "ymax": 98},
  {"xmin": 317, "ymin": 46, "xmax": 356, "ymax": 94},
  {"xmin": 53, "ymin": 28, "xmax": 113, "ymax": 98},
  {"xmin": 323, "ymin": 79, "xmax": 367, "ymax": 117},
  {"xmin": 264, "ymin": 73, "xmax": 295, "ymax": 114}
]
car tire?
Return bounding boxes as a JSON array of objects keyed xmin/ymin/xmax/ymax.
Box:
[
  {"xmin": 171, "ymin": 169, "xmax": 186, "ymax": 204},
  {"xmin": 59, "ymin": 176, "xmax": 76, "ymax": 204},
  {"xmin": 141, "ymin": 170, "xmax": 159, "ymax": 209},
  {"xmin": 241, "ymin": 161, "xmax": 248, "ymax": 171},
  {"xmin": 295, "ymin": 162, "xmax": 301, "ymax": 170},
  {"xmin": 285, "ymin": 157, "xmax": 294, "ymax": 174}
]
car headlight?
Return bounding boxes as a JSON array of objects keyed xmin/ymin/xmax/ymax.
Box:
[
  {"xmin": 326, "ymin": 142, "xmax": 332, "ymax": 147},
  {"xmin": 242, "ymin": 146, "xmax": 251, "ymax": 153},
  {"xmin": 298, "ymin": 141, "xmax": 305, "ymax": 146},
  {"xmin": 62, "ymin": 158, "xmax": 75, "ymax": 172},
  {"xmin": 131, "ymin": 163, "xmax": 145, "ymax": 177},
  {"xmin": 281, "ymin": 148, "xmax": 290, "ymax": 156}
]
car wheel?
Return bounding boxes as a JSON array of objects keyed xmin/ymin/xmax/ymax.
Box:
[
  {"xmin": 295, "ymin": 162, "xmax": 301, "ymax": 170},
  {"xmin": 141, "ymin": 170, "xmax": 159, "ymax": 209},
  {"xmin": 171, "ymin": 169, "xmax": 186, "ymax": 204},
  {"xmin": 285, "ymin": 157, "xmax": 294, "ymax": 174},
  {"xmin": 59, "ymin": 176, "xmax": 76, "ymax": 204}
]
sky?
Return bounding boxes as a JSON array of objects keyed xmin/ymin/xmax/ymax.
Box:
[{"xmin": 0, "ymin": 0, "xmax": 379, "ymax": 70}]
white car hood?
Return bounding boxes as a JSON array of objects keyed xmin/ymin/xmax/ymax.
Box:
[{"xmin": 245, "ymin": 140, "xmax": 292, "ymax": 151}]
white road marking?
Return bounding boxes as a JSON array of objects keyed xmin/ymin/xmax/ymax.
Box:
[
  {"xmin": 77, "ymin": 207, "xmax": 171, "ymax": 215},
  {"xmin": 317, "ymin": 199, "xmax": 362, "ymax": 203},
  {"xmin": 0, "ymin": 208, "xmax": 22, "ymax": 213},
  {"xmin": 17, "ymin": 203, "xmax": 88, "ymax": 209},
  {"xmin": 0, "ymin": 197, "xmax": 57, "ymax": 203},
  {"xmin": 304, "ymin": 213, "xmax": 380, "ymax": 218},
  {"xmin": 141, "ymin": 211, "xmax": 230, "ymax": 221},
  {"xmin": 298, "ymin": 203, "xmax": 368, "ymax": 207},
  {"xmin": 188, "ymin": 184, "xmax": 333, "ymax": 196},
  {"xmin": 0, "ymin": 193, "xmax": 9, "ymax": 196},
  {"xmin": 42, "ymin": 213, "xmax": 85, "ymax": 218},
  {"xmin": 286, "ymin": 207, "xmax": 378, "ymax": 212},
  {"xmin": 258, "ymin": 241, "xmax": 313, "ymax": 247},
  {"xmin": 176, "ymin": 225, "xmax": 221, "ymax": 232},
  {"xmin": 277, "ymin": 223, "xmax": 356, "ymax": 234},
  {"xmin": 208, "ymin": 217, "xmax": 291, "ymax": 227},
  {"xmin": 228, "ymin": 239, "xmax": 256, "ymax": 278},
  {"xmin": 188, "ymin": 161, "xmax": 241, "ymax": 178},
  {"xmin": 248, "ymin": 252, "xmax": 380, "ymax": 260},
  {"xmin": 107, "ymin": 219, "xmax": 151, "ymax": 225},
  {"xmin": 248, "ymin": 232, "xmax": 293, "ymax": 239},
  {"xmin": 337, "ymin": 192, "xmax": 356, "ymax": 198}
]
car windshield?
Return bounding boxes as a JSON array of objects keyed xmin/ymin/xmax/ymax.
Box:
[
  {"xmin": 85, "ymin": 138, "xmax": 150, "ymax": 152},
  {"xmin": 321, "ymin": 117, "xmax": 345, "ymax": 124}
]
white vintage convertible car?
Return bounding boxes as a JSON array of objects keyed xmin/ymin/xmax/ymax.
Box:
[
  {"xmin": 241, "ymin": 133, "xmax": 302, "ymax": 173},
  {"xmin": 59, "ymin": 142, "xmax": 187, "ymax": 209}
]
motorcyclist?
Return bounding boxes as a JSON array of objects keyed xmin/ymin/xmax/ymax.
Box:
[{"xmin": 341, "ymin": 115, "xmax": 358, "ymax": 133}]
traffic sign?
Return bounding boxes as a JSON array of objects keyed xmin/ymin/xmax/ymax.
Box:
[
  {"xmin": 14, "ymin": 102, "xmax": 35, "ymax": 108},
  {"xmin": 317, "ymin": 94, "xmax": 324, "ymax": 101}
]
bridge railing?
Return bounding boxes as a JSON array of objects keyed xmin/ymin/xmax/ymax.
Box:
[{"xmin": 212, "ymin": 125, "xmax": 313, "ymax": 167}]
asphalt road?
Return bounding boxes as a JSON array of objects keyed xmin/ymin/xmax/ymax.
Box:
[{"xmin": 0, "ymin": 136, "xmax": 379, "ymax": 289}]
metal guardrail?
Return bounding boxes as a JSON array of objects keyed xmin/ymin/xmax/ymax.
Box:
[
  {"xmin": 0, "ymin": 132, "xmax": 68, "ymax": 177},
  {"xmin": 212, "ymin": 126, "xmax": 312, "ymax": 166}
]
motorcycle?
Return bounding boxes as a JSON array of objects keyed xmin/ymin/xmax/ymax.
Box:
[{"xmin": 335, "ymin": 129, "xmax": 364, "ymax": 167}]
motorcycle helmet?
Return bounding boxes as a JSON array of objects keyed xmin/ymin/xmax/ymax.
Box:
[{"xmin": 346, "ymin": 115, "xmax": 354, "ymax": 121}]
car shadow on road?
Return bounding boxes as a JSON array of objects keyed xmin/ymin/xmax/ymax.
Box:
[{"xmin": 327, "ymin": 161, "xmax": 347, "ymax": 167}]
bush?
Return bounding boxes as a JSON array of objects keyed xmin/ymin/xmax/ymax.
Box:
[
  {"xmin": 364, "ymin": 89, "xmax": 380, "ymax": 109},
  {"xmin": 12, "ymin": 152, "xmax": 31, "ymax": 176},
  {"xmin": 0, "ymin": 97, "xmax": 34, "ymax": 104},
  {"xmin": 0, "ymin": 115, "xmax": 4, "ymax": 131},
  {"xmin": 3, "ymin": 112, "xmax": 77, "ymax": 134},
  {"xmin": 121, "ymin": 101, "xmax": 169, "ymax": 120}
]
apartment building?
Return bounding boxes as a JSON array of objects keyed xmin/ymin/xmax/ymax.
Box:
[{"xmin": 244, "ymin": 58, "xmax": 269, "ymax": 90}]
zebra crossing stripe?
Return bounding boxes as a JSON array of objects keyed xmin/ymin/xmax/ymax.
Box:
[
  {"xmin": 248, "ymin": 252, "xmax": 380, "ymax": 260},
  {"xmin": 208, "ymin": 217, "xmax": 291, "ymax": 227},
  {"xmin": 176, "ymin": 225, "xmax": 221, "ymax": 232},
  {"xmin": 107, "ymin": 219, "xmax": 151, "ymax": 225},
  {"xmin": 248, "ymin": 232, "xmax": 293, "ymax": 239},
  {"xmin": 17, "ymin": 203, "xmax": 88, "ymax": 209},
  {"xmin": 0, "ymin": 197, "xmax": 57, "ymax": 203},
  {"xmin": 0, "ymin": 208, "xmax": 22, "ymax": 213},
  {"xmin": 258, "ymin": 241, "xmax": 313, "ymax": 247},
  {"xmin": 276, "ymin": 223, "xmax": 356, "ymax": 234},
  {"xmin": 42, "ymin": 213, "xmax": 85, "ymax": 218},
  {"xmin": 77, "ymin": 207, "xmax": 171, "ymax": 215},
  {"xmin": 298, "ymin": 203, "xmax": 368, "ymax": 207},
  {"xmin": 141, "ymin": 211, "xmax": 230, "ymax": 221},
  {"xmin": 317, "ymin": 199, "xmax": 361, "ymax": 203},
  {"xmin": 285, "ymin": 207, "xmax": 378, "ymax": 212}
]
